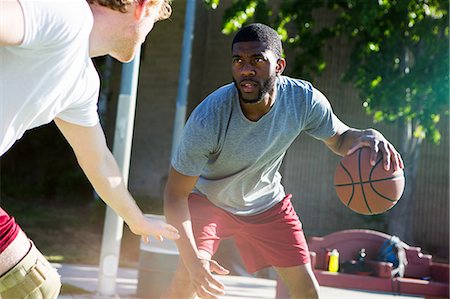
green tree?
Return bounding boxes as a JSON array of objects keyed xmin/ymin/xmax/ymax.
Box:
[{"xmin": 204, "ymin": 0, "xmax": 449, "ymax": 243}]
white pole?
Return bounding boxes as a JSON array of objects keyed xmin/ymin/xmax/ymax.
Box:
[
  {"xmin": 171, "ymin": 0, "xmax": 197, "ymax": 158},
  {"xmin": 96, "ymin": 47, "xmax": 141, "ymax": 298}
]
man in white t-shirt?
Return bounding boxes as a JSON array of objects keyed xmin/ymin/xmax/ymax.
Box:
[{"xmin": 0, "ymin": 0, "xmax": 179, "ymax": 297}]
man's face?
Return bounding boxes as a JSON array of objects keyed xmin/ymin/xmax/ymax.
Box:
[
  {"xmin": 111, "ymin": 1, "xmax": 161, "ymax": 62},
  {"xmin": 232, "ymin": 41, "xmax": 280, "ymax": 104}
]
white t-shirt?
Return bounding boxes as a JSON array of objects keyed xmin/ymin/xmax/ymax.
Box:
[{"xmin": 0, "ymin": 0, "xmax": 100, "ymax": 156}]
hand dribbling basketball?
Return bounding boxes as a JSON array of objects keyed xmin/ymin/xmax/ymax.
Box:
[{"xmin": 334, "ymin": 147, "xmax": 405, "ymax": 215}]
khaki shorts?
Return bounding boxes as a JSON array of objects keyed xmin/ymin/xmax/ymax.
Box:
[{"xmin": 0, "ymin": 241, "xmax": 61, "ymax": 299}]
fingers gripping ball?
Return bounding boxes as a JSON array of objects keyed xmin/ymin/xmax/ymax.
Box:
[{"xmin": 334, "ymin": 147, "xmax": 405, "ymax": 215}]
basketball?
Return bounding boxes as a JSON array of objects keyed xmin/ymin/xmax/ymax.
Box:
[{"xmin": 334, "ymin": 147, "xmax": 405, "ymax": 215}]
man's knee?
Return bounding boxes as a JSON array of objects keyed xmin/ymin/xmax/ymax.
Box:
[
  {"xmin": 0, "ymin": 242, "xmax": 61, "ymax": 299},
  {"xmin": 275, "ymin": 263, "xmax": 320, "ymax": 299},
  {"xmin": 290, "ymin": 283, "xmax": 319, "ymax": 299}
]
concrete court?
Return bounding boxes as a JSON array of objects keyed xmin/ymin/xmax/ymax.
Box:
[{"xmin": 56, "ymin": 263, "xmax": 425, "ymax": 299}]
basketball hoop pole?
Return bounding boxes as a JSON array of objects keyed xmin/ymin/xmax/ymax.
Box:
[
  {"xmin": 96, "ymin": 47, "xmax": 142, "ymax": 298},
  {"xmin": 171, "ymin": 0, "xmax": 196, "ymax": 158},
  {"xmin": 95, "ymin": 0, "xmax": 196, "ymax": 295}
]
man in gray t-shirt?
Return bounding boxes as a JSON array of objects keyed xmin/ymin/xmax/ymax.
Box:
[
  {"xmin": 164, "ymin": 23, "xmax": 403, "ymax": 299},
  {"xmin": 173, "ymin": 76, "xmax": 338, "ymax": 216}
]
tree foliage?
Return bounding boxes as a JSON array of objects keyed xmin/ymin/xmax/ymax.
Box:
[{"xmin": 204, "ymin": 0, "xmax": 449, "ymax": 144}]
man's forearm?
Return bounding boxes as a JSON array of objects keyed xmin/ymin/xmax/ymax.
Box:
[
  {"xmin": 326, "ymin": 127, "xmax": 376, "ymax": 156},
  {"xmin": 164, "ymin": 196, "xmax": 202, "ymax": 267},
  {"xmin": 334, "ymin": 128, "xmax": 366, "ymax": 155},
  {"xmin": 79, "ymin": 149, "xmax": 146, "ymax": 227}
]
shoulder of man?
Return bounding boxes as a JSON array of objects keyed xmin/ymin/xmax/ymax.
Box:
[
  {"xmin": 190, "ymin": 82, "xmax": 236, "ymax": 122},
  {"xmin": 278, "ymin": 75, "xmax": 314, "ymax": 92}
]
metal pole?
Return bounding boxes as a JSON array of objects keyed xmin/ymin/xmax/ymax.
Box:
[
  {"xmin": 96, "ymin": 47, "xmax": 141, "ymax": 298},
  {"xmin": 171, "ymin": 0, "xmax": 197, "ymax": 158}
]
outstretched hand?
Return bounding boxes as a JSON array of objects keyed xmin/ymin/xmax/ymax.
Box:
[
  {"xmin": 187, "ymin": 258, "xmax": 230, "ymax": 299},
  {"xmin": 347, "ymin": 129, "xmax": 404, "ymax": 171},
  {"xmin": 129, "ymin": 218, "xmax": 180, "ymax": 242}
]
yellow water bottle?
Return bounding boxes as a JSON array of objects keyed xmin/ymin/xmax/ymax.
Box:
[{"xmin": 328, "ymin": 249, "xmax": 339, "ymax": 272}]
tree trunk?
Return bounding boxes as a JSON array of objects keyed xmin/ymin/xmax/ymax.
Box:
[{"xmin": 387, "ymin": 118, "xmax": 422, "ymax": 244}]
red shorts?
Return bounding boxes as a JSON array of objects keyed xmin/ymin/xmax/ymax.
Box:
[
  {"xmin": 0, "ymin": 208, "xmax": 20, "ymax": 254},
  {"xmin": 188, "ymin": 193, "xmax": 310, "ymax": 273}
]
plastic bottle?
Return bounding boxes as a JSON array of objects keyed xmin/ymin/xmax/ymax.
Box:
[
  {"xmin": 325, "ymin": 249, "xmax": 331, "ymax": 268},
  {"xmin": 328, "ymin": 249, "xmax": 339, "ymax": 272},
  {"xmin": 358, "ymin": 248, "xmax": 366, "ymax": 264}
]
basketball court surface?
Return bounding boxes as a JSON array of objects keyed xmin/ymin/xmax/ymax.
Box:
[{"xmin": 56, "ymin": 263, "xmax": 425, "ymax": 299}]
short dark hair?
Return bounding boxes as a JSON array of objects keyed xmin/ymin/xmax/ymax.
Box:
[{"xmin": 232, "ymin": 23, "xmax": 283, "ymax": 58}]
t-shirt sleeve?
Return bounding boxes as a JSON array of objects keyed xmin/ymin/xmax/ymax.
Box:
[
  {"xmin": 16, "ymin": 0, "xmax": 99, "ymax": 128},
  {"xmin": 19, "ymin": 0, "xmax": 88, "ymax": 48},
  {"xmin": 56, "ymin": 97, "xmax": 99, "ymax": 127},
  {"xmin": 171, "ymin": 115, "xmax": 214, "ymax": 177},
  {"xmin": 303, "ymin": 87, "xmax": 339, "ymax": 140},
  {"xmin": 55, "ymin": 62, "xmax": 100, "ymax": 127}
]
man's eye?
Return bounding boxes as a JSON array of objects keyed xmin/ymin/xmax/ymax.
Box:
[
  {"xmin": 232, "ymin": 58, "xmax": 241, "ymax": 63},
  {"xmin": 254, "ymin": 58, "xmax": 264, "ymax": 63}
]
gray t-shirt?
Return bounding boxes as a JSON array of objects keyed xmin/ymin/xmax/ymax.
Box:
[{"xmin": 172, "ymin": 76, "xmax": 339, "ymax": 216}]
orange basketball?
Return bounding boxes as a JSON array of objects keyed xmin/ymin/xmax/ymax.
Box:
[{"xmin": 334, "ymin": 147, "xmax": 405, "ymax": 215}]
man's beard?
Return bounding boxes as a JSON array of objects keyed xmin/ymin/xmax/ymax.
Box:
[{"xmin": 234, "ymin": 75, "xmax": 277, "ymax": 104}]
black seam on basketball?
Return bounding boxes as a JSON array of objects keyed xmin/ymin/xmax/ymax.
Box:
[
  {"xmin": 339, "ymin": 161, "xmax": 355, "ymax": 206},
  {"xmin": 369, "ymin": 183, "xmax": 398, "ymax": 202},
  {"xmin": 369, "ymin": 158, "xmax": 398, "ymax": 203},
  {"xmin": 334, "ymin": 175, "xmax": 403, "ymax": 187},
  {"xmin": 358, "ymin": 148, "xmax": 372, "ymax": 214}
]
